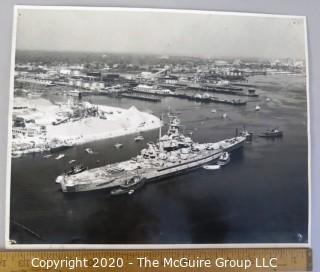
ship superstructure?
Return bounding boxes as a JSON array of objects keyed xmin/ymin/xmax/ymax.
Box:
[{"xmin": 57, "ymin": 116, "xmax": 246, "ymax": 192}]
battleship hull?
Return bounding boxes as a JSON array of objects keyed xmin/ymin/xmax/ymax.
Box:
[
  {"xmin": 59, "ymin": 136, "xmax": 246, "ymax": 193},
  {"xmin": 61, "ymin": 150, "xmax": 223, "ymax": 193}
]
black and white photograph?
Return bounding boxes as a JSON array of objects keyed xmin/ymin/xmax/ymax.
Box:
[{"xmin": 6, "ymin": 6, "xmax": 309, "ymax": 247}]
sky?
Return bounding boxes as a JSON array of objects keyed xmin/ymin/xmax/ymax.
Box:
[{"xmin": 15, "ymin": 8, "xmax": 307, "ymax": 60}]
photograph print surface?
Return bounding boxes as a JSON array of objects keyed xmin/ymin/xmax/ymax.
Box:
[{"xmin": 7, "ymin": 7, "xmax": 309, "ymax": 247}]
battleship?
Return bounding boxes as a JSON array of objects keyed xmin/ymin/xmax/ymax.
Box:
[{"xmin": 56, "ymin": 116, "xmax": 247, "ymax": 193}]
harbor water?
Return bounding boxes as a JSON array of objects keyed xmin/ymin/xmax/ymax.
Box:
[{"xmin": 10, "ymin": 74, "xmax": 308, "ymax": 244}]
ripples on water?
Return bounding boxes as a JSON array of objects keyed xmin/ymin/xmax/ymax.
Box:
[{"xmin": 10, "ymin": 74, "xmax": 308, "ymax": 245}]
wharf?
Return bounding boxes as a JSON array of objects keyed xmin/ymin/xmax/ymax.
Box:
[
  {"xmin": 132, "ymin": 90, "xmax": 246, "ymax": 105},
  {"xmin": 187, "ymin": 86, "xmax": 258, "ymax": 97},
  {"xmin": 205, "ymin": 88, "xmax": 258, "ymax": 97},
  {"xmin": 215, "ymin": 86, "xmax": 243, "ymax": 91},
  {"xmin": 80, "ymin": 91, "xmax": 118, "ymax": 97},
  {"xmin": 120, "ymin": 92, "xmax": 161, "ymax": 102},
  {"xmin": 80, "ymin": 89, "xmax": 246, "ymax": 106},
  {"xmin": 231, "ymin": 83, "xmax": 257, "ymax": 88}
]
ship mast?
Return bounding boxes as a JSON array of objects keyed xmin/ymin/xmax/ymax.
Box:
[{"xmin": 159, "ymin": 113, "xmax": 163, "ymax": 141}]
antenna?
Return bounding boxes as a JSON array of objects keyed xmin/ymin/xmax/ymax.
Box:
[{"xmin": 159, "ymin": 113, "xmax": 163, "ymax": 141}]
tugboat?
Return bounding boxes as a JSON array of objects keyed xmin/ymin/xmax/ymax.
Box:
[
  {"xmin": 66, "ymin": 163, "xmax": 88, "ymax": 176},
  {"xmin": 56, "ymin": 163, "xmax": 88, "ymax": 183},
  {"xmin": 110, "ymin": 175, "xmax": 146, "ymax": 196},
  {"xmin": 258, "ymin": 128, "xmax": 283, "ymax": 138},
  {"xmin": 240, "ymin": 128, "xmax": 253, "ymax": 141},
  {"xmin": 217, "ymin": 152, "xmax": 231, "ymax": 166}
]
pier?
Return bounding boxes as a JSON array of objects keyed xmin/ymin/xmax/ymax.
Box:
[
  {"xmin": 231, "ymin": 83, "xmax": 257, "ymax": 88},
  {"xmin": 80, "ymin": 88, "xmax": 248, "ymax": 106},
  {"xmin": 186, "ymin": 86, "xmax": 258, "ymax": 97},
  {"xmin": 132, "ymin": 90, "xmax": 247, "ymax": 105},
  {"xmin": 120, "ymin": 92, "xmax": 161, "ymax": 102}
]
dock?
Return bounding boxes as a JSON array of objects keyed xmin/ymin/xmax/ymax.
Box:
[
  {"xmin": 187, "ymin": 86, "xmax": 258, "ymax": 97},
  {"xmin": 120, "ymin": 92, "xmax": 161, "ymax": 102},
  {"xmin": 131, "ymin": 90, "xmax": 246, "ymax": 105},
  {"xmin": 231, "ymin": 83, "xmax": 257, "ymax": 88},
  {"xmin": 80, "ymin": 89, "xmax": 247, "ymax": 106}
]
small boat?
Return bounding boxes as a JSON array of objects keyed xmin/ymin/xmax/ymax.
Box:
[
  {"xmin": 114, "ymin": 143, "xmax": 123, "ymax": 149},
  {"xmin": 111, "ymin": 176, "xmax": 146, "ymax": 196},
  {"xmin": 11, "ymin": 153, "xmax": 22, "ymax": 159},
  {"xmin": 56, "ymin": 163, "xmax": 88, "ymax": 183},
  {"xmin": 128, "ymin": 189, "xmax": 135, "ymax": 195},
  {"xmin": 134, "ymin": 135, "xmax": 144, "ymax": 142},
  {"xmin": 211, "ymin": 109, "xmax": 217, "ymax": 113},
  {"xmin": 258, "ymin": 129, "xmax": 283, "ymax": 138},
  {"xmin": 85, "ymin": 148, "xmax": 94, "ymax": 154},
  {"xmin": 69, "ymin": 159, "xmax": 76, "ymax": 164},
  {"xmin": 222, "ymin": 113, "xmax": 228, "ymax": 119},
  {"xmin": 66, "ymin": 163, "xmax": 87, "ymax": 176},
  {"xmin": 203, "ymin": 164, "xmax": 221, "ymax": 170},
  {"xmin": 43, "ymin": 154, "xmax": 52, "ymax": 158},
  {"xmin": 110, "ymin": 187, "xmax": 137, "ymax": 196},
  {"xmin": 120, "ymin": 175, "xmax": 146, "ymax": 189},
  {"xmin": 240, "ymin": 129, "xmax": 253, "ymax": 141},
  {"xmin": 217, "ymin": 152, "xmax": 230, "ymax": 166},
  {"xmin": 110, "ymin": 188, "xmax": 131, "ymax": 196},
  {"xmin": 266, "ymin": 97, "xmax": 271, "ymax": 102},
  {"xmin": 255, "ymin": 105, "xmax": 261, "ymax": 111},
  {"xmin": 55, "ymin": 154, "xmax": 65, "ymax": 160}
]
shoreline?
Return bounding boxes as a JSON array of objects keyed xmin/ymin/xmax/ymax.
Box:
[{"xmin": 11, "ymin": 97, "xmax": 161, "ymax": 156}]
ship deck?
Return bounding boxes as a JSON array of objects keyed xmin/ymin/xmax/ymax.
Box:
[{"xmin": 60, "ymin": 136, "xmax": 246, "ymax": 191}]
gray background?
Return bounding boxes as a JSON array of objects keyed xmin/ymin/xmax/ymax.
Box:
[{"xmin": 0, "ymin": 0, "xmax": 319, "ymax": 269}]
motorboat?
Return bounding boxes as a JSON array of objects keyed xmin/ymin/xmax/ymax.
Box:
[
  {"xmin": 202, "ymin": 164, "xmax": 221, "ymax": 170},
  {"xmin": 55, "ymin": 154, "xmax": 65, "ymax": 160},
  {"xmin": 66, "ymin": 163, "xmax": 87, "ymax": 176},
  {"xmin": 258, "ymin": 129, "xmax": 283, "ymax": 138},
  {"xmin": 217, "ymin": 152, "xmax": 230, "ymax": 166},
  {"xmin": 134, "ymin": 135, "xmax": 144, "ymax": 142},
  {"xmin": 85, "ymin": 148, "xmax": 94, "ymax": 154},
  {"xmin": 114, "ymin": 143, "xmax": 123, "ymax": 149}
]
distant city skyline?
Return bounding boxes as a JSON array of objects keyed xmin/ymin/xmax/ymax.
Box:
[{"xmin": 15, "ymin": 8, "xmax": 307, "ymax": 60}]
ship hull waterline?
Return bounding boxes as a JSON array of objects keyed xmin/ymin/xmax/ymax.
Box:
[{"xmin": 60, "ymin": 139, "xmax": 245, "ymax": 193}]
